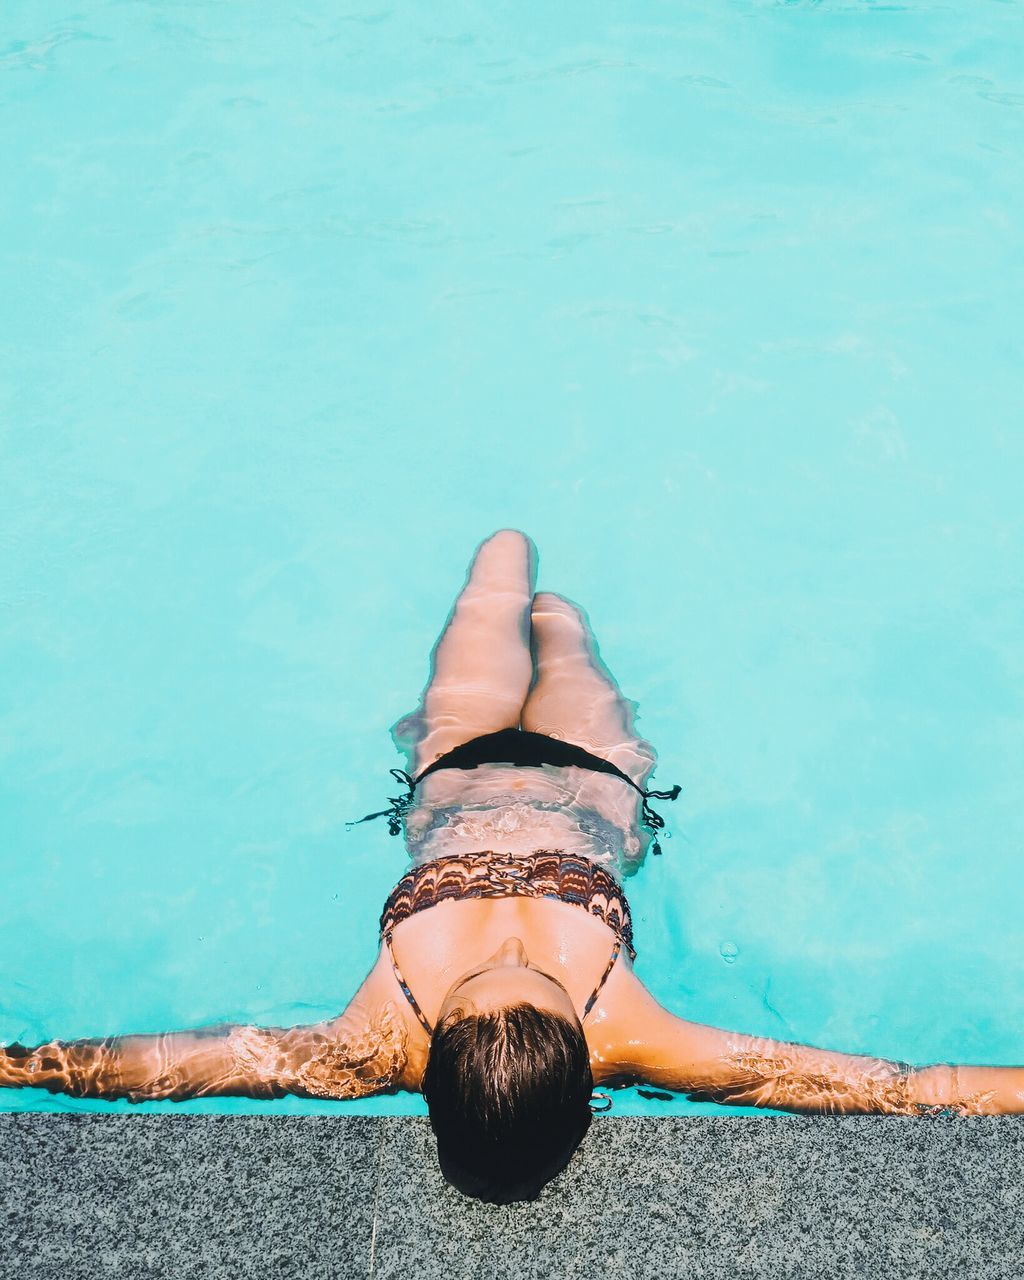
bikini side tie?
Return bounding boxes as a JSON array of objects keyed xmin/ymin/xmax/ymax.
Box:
[{"xmin": 348, "ymin": 730, "xmax": 682, "ymax": 855}]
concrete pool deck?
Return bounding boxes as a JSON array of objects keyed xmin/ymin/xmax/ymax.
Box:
[{"xmin": 2, "ymin": 1115, "xmax": 1022, "ymax": 1278}]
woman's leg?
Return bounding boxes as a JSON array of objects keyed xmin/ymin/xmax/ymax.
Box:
[
  {"xmin": 390, "ymin": 529, "xmax": 537, "ymax": 779},
  {"xmin": 522, "ymin": 592, "xmax": 658, "ymax": 866}
]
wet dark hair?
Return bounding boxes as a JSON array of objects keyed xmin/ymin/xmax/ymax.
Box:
[{"xmin": 421, "ymin": 1003, "xmax": 594, "ymax": 1204}]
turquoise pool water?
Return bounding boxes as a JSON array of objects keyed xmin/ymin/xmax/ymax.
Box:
[{"xmin": 2, "ymin": 1, "xmax": 1022, "ymax": 1117}]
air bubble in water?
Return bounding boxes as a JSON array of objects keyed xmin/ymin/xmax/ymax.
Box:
[{"xmin": 719, "ymin": 940, "xmax": 739, "ymax": 965}]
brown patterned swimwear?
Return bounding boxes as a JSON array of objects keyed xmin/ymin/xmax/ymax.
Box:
[
  {"xmin": 379, "ymin": 849, "xmax": 636, "ymax": 960},
  {"xmin": 378, "ymin": 849, "xmax": 637, "ymax": 1036}
]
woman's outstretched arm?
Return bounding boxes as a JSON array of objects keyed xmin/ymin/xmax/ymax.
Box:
[
  {"xmin": 603, "ymin": 986, "xmax": 1024, "ymax": 1115},
  {"xmin": 0, "ymin": 972, "xmax": 408, "ymax": 1104}
]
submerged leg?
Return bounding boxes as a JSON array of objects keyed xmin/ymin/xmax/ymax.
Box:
[
  {"xmin": 522, "ymin": 592, "xmax": 658, "ymax": 863},
  {"xmin": 391, "ymin": 529, "xmax": 537, "ymax": 778},
  {"xmin": 522, "ymin": 592, "xmax": 657, "ymax": 786}
]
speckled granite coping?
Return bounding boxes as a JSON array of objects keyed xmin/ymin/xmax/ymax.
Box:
[{"xmin": 2, "ymin": 1115, "xmax": 1022, "ymax": 1279}]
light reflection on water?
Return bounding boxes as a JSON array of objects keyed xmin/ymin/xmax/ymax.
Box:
[{"xmin": 2, "ymin": 0, "xmax": 1023, "ymax": 1115}]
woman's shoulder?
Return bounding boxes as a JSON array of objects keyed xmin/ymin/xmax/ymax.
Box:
[
  {"xmin": 583, "ymin": 959, "xmax": 665, "ymax": 1083},
  {"xmin": 328, "ymin": 949, "xmax": 431, "ymax": 1090}
]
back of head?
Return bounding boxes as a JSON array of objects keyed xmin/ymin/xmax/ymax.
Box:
[{"xmin": 421, "ymin": 1003, "xmax": 594, "ymax": 1203}]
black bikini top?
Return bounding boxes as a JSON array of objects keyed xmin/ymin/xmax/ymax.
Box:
[{"xmin": 348, "ymin": 727, "xmax": 682, "ymax": 856}]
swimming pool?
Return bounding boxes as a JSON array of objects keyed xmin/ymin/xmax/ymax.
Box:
[{"xmin": 2, "ymin": 0, "xmax": 1022, "ymax": 1117}]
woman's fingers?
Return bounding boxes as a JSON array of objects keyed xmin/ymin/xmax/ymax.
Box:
[{"xmin": 391, "ymin": 529, "xmax": 537, "ymax": 777}]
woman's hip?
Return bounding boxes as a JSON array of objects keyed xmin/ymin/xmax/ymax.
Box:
[{"xmin": 401, "ymin": 764, "xmax": 649, "ymax": 879}]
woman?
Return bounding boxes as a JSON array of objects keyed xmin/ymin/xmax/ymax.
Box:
[{"xmin": 3, "ymin": 529, "xmax": 1022, "ymax": 1202}]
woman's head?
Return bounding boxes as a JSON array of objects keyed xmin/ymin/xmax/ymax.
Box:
[{"xmin": 421, "ymin": 939, "xmax": 594, "ymax": 1203}]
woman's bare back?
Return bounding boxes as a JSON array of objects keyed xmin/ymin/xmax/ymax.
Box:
[{"xmin": 375, "ymin": 891, "xmax": 645, "ymax": 1087}]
